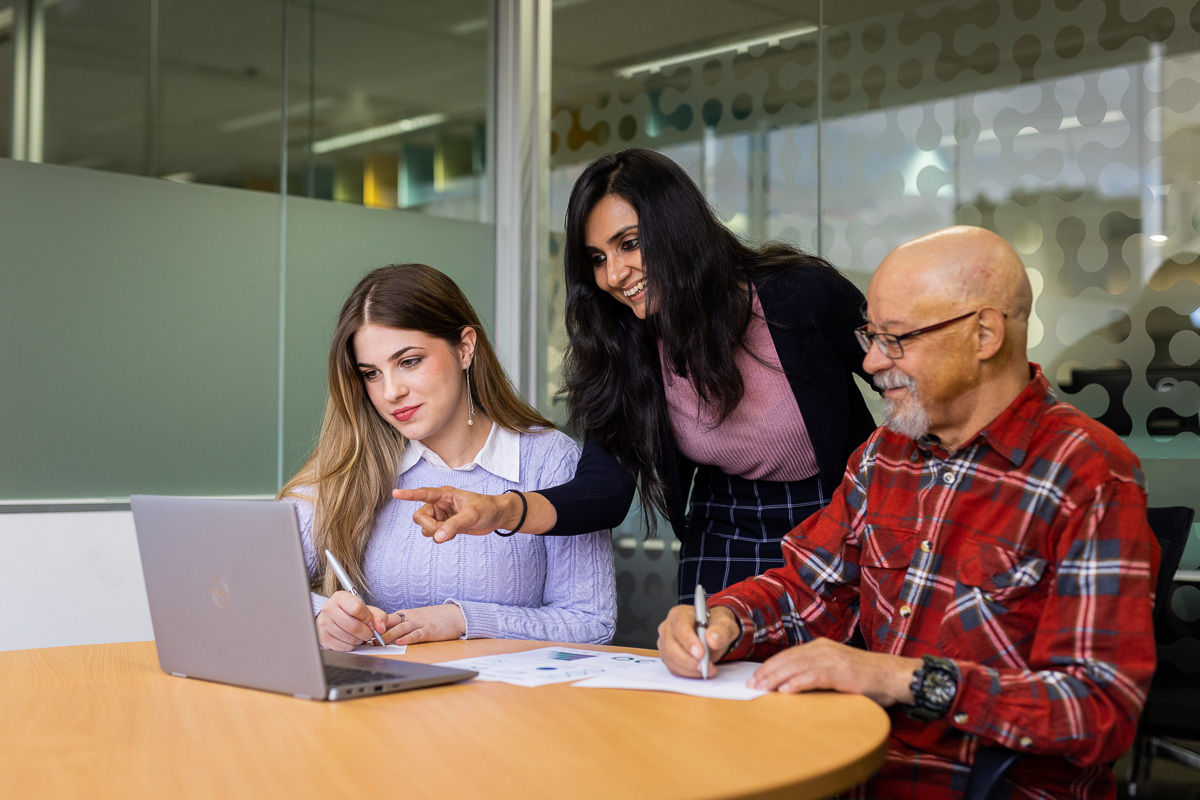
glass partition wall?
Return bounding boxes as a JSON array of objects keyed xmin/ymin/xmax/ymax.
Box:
[
  {"xmin": 1, "ymin": 0, "xmax": 495, "ymax": 500},
  {"xmin": 5, "ymin": 0, "xmax": 492, "ymax": 216},
  {"xmin": 545, "ymin": 0, "xmax": 1200, "ymax": 643}
]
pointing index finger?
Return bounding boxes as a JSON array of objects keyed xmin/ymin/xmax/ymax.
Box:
[{"xmin": 393, "ymin": 487, "xmax": 436, "ymax": 502}]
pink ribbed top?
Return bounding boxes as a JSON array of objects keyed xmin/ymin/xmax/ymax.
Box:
[{"xmin": 660, "ymin": 293, "xmax": 818, "ymax": 482}]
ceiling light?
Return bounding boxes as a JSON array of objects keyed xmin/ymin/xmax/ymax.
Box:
[
  {"xmin": 450, "ymin": 16, "xmax": 487, "ymax": 36},
  {"xmin": 311, "ymin": 113, "xmax": 448, "ymax": 155},
  {"xmin": 616, "ymin": 24, "xmax": 818, "ymax": 79},
  {"xmin": 221, "ymin": 99, "xmax": 334, "ymax": 134}
]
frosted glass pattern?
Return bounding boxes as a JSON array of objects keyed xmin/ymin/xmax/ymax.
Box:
[{"xmin": 548, "ymin": 0, "xmax": 1200, "ymax": 647}]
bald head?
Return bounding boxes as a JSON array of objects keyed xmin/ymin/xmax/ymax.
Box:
[{"xmin": 877, "ymin": 225, "xmax": 1031, "ymax": 323}]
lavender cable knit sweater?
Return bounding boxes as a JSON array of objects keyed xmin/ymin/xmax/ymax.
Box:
[{"xmin": 289, "ymin": 428, "xmax": 616, "ymax": 645}]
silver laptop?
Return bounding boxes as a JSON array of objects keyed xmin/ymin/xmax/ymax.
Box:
[{"xmin": 131, "ymin": 494, "xmax": 476, "ymax": 700}]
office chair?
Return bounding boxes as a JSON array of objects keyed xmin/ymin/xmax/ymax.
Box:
[
  {"xmin": 1126, "ymin": 505, "xmax": 1199, "ymax": 797},
  {"xmin": 963, "ymin": 505, "xmax": 1196, "ymax": 800},
  {"xmin": 962, "ymin": 746, "xmax": 1020, "ymax": 800}
]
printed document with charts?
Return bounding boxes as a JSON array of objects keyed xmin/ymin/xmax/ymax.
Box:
[{"xmin": 436, "ymin": 646, "xmax": 767, "ymax": 699}]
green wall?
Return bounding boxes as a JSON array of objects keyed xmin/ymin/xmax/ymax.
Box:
[{"xmin": 0, "ymin": 158, "xmax": 495, "ymax": 500}]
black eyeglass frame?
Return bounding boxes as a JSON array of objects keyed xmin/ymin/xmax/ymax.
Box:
[{"xmin": 855, "ymin": 309, "xmax": 983, "ymax": 359}]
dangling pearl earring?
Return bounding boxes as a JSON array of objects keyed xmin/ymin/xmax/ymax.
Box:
[{"xmin": 465, "ymin": 366, "xmax": 475, "ymax": 426}]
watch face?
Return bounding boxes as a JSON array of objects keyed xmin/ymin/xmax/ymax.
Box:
[{"xmin": 923, "ymin": 668, "xmax": 957, "ymax": 709}]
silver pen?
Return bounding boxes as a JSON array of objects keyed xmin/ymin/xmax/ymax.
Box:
[
  {"xmin": 695, "ymin": 584, "xmax": 710, "ymax": 680},
  {"xmin": 325, "ymin": 549, "xmax": 386, "ymax": 647}
]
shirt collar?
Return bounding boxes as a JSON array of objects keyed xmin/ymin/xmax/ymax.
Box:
[
  {"xmin": 963, "ymin": 363, "xmax": 1054, "ymax": 467},
  {"xmin": 398, "ymin": 421, "xmax": 521, "ymax": 482}
]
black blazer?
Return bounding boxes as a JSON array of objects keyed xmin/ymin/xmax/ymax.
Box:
[{"xmin": 541, "ymin": 264, "xmax": 877, "ymax": 539}]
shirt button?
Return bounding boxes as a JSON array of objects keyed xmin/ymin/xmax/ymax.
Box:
[
  {"xmin": 899, "ymin": 605, "xmax": 912, "ymax": 618},
  {"xmin": 942, "ymin": 472, "xmax": 954, "ymax": 484},
  {"xmin": 1019, "ymin": 736, "xmax": 1033, "ymax": 748},
  {"xmin": 920, "ymin": 540, "xmax": 933, "ymax": 553},
  {"xmin": 954, "ymin": 713, "xmax": 969, "ymax": 725}
]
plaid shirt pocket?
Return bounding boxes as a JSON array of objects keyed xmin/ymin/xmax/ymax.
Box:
[{"xmin": 940, "ymin": 543, "xmax": 1048, "ymax": 664}]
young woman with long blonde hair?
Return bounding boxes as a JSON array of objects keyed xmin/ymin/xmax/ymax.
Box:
[{"xmin": 279, "ymin": 263, "xmax": 615, "ymax": 649}]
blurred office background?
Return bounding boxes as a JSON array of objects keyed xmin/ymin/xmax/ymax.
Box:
[{"xmin": 2, "ymin": 1, "xmax": 1199, "ymax": 669}]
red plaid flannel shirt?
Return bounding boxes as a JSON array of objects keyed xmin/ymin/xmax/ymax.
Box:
[{"xmin": 712, "ymin": 365, "xmax": 1159, "ymax": 799}]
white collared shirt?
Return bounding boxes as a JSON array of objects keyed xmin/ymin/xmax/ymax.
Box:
[{"xmin": 398, "ymin": 421, "xmax": 521, "ymax": 483}]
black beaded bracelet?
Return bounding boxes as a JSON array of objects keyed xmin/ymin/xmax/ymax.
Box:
[{"xmin": 494, "ymin": 489, "xmax": 526, "ymax": 537}]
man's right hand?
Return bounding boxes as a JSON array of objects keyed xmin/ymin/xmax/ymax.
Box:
[{"xmin": 657, "ymin": 604, "xmax": 740, "ymax": 678}]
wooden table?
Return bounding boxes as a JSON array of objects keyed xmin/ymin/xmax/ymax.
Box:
[{"xmin": 0, "ymin": 639, "xmax": 889, "ymax": 799}]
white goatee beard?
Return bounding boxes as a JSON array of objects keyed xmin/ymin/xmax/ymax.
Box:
[{"xmin": 874, "ymin": 369, "xmax": 930, "ymax": 440}]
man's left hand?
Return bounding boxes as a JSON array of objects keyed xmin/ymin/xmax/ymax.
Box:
[{"xmin": 748, "ymin": 638, "xmax": 923, "ymax": 707}]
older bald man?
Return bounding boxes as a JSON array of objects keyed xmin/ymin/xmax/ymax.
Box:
[{"xmin": 658, "ymin": 226, "xmax": 1159, "ymax": 799}]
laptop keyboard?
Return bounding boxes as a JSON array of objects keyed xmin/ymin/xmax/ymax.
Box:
[{"xmin": 325, "ymin": 665, "xmax": 406, "ymax": 686}]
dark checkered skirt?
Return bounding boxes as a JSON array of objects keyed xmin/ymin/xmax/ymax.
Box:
[{"xmin": 678, "ymin": 464, "xmax": 828, "ymax": 604}]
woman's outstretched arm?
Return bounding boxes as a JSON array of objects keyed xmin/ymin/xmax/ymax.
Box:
[{"xmin": 395, "ymin": 434, "xmax": 636, "ymax": 542}]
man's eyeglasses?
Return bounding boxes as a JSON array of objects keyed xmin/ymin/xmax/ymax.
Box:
[{"xmin": 855, "ymin": 310, "xmax": 982, "ymax": 359}]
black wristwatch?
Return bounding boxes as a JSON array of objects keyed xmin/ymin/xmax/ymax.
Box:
[{"xmin": 906, "ymin": 655, "xmax": 959, "ymax": 721}]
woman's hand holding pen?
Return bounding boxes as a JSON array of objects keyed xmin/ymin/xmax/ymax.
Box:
[
  {"xmin": 318, "ymin": 596, "xmax": 468, "ymax": 649},
  {"xmin": 316, "ymin": 591, "xmax": 389, "ymax": 651},
  {"xmin": 384, "ymin": 605, "xmax": 467, "ymax": 644}
]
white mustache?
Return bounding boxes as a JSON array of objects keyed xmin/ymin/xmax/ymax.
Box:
[{"xmin": 874, "ymin": 370, "xmax": 916, "ymax": 392}]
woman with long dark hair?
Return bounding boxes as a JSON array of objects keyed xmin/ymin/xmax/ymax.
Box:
[
  {"xmin": 397, "ymin": 150, "xmax": 875, "ymax": 602},
  {"xmin": 279, "ymin": 263, "xmax": 615, "ymax": 649}
]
